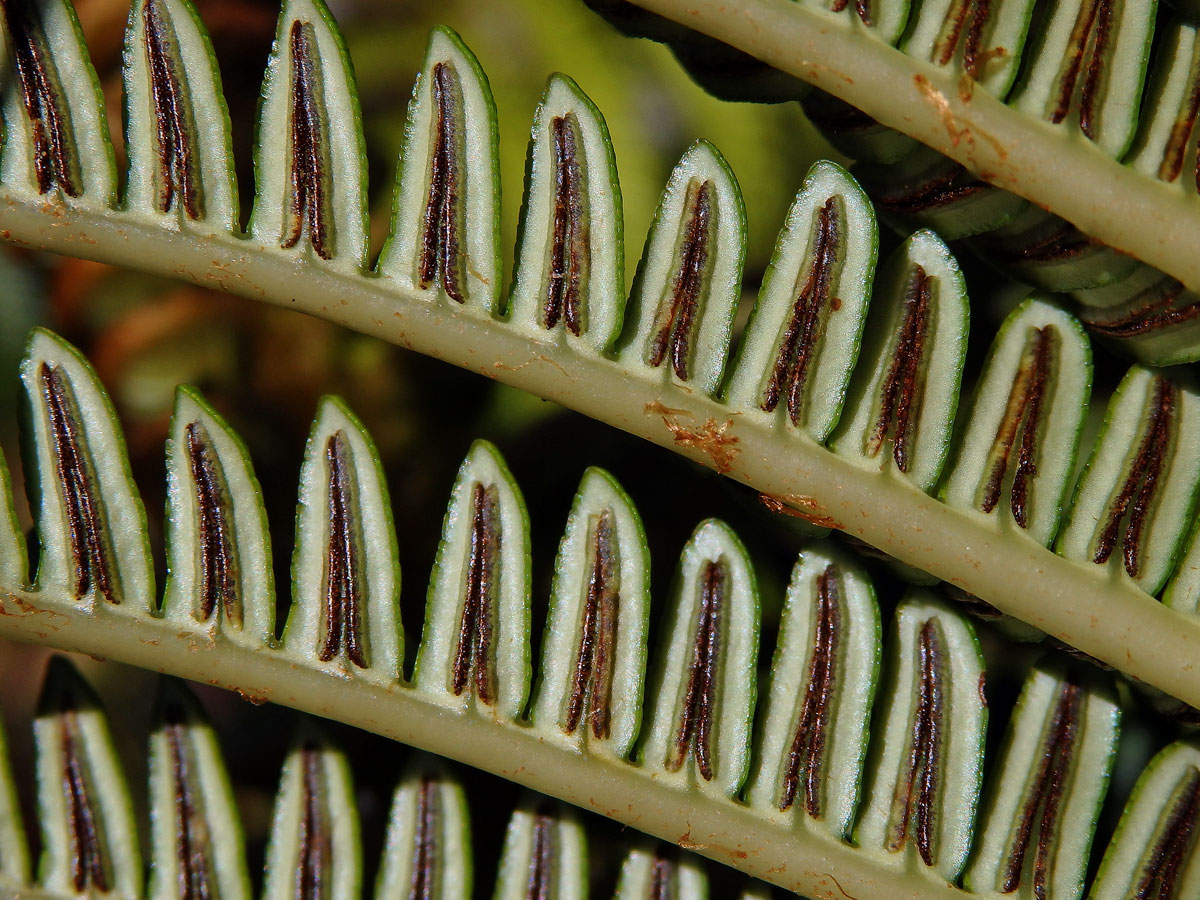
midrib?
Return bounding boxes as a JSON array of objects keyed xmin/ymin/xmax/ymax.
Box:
[
  {"xmin": 1, "ymin": 188, "xmax": 1198, "ymax": 708},
  {"xmin": 622, "ymin": 0, "xmax": 1200, "ymax": 292}
]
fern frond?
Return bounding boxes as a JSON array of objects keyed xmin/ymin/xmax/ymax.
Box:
[
  {"xmin": 0, "ymin": 662, "xmax": 747, "ymax": 900},
  {"xmin": 123, "ymin": 0, "xmax": 237, "ymax": 227},
  {"xmin": 3, "ymin": 330, "xmax": 1200, "ymax": 897},
  {"xmin": 35, "ymin": 659, "xmax": 141, "ymax": 900},
  {"xmin": 1090, "ymin": 739, "xmax": 1200, "ymax": 899},
  {"xmin": 250, "ymin": 0, "xmax": 366, "ymax": 269},
  {"xmin": 604, "ymin": 0, "xmax": 1200, "ymax": 368},
  {"xmin": 4, "ymin": 0, "xmax": 1200, "ymax": 714},
  {"xmin": 856, "ymin": 594, "xmax": 985, "ymax": 884},
  {"xmin": 380, "ymin": 26, "xmax": 499, "ymax": 309},
  {"xmin": 163, "ymin": 386, "xmax": 274, "ymax": 641},
  {"xmin": 964, "ymin": 663, "xmax": 1119, "ymax": 900},
  {"xmin": 148, "ymin": 681, "xmax": 251, "ymax": 900}
]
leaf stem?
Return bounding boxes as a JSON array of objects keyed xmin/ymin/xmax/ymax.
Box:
[
  {"xmin": 1, "ymin": 193, "xmax": 1199, "ymax": 706},
  {"xmin": 623, "ymin": 0, "xmax": 1200, "ymax": 291},
  {"xmin": 0, "ymin": 593, "xmax": 973, "ymax": 899}
]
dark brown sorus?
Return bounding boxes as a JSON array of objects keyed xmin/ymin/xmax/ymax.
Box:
[
  {"xmin": 868, "ymin": 265, "xmax": 933, "ymax": 474},
  {"xmin": 321, "ymin": 430, "xmax": 367, "ymax": 667},
  {"xmin": 452, "ymin": 482, "xmax": 501, "ymax": 703},
  {"xmin": 876, "ymin": 164, "xmax": 990, "ymax": 215},
  {"xmin": 761, "ymin": 197, "xmax": 841, "ymax": 427},
  {"xmin": 185, "ymin": 421, "xmax": 240, "ymax": 625},
  {"xmin": 545, "ymin": 113, "xmax": 588, "ymax": 335},
  {"xmin": 648, "ymin": 178, "xmax": 714, "ymax": 382},
  {"xmin": 830, "ymin": 0, "xmax": 872, "ymax": 28},
  {"xmin": 888, "ymin": 618, "xmax": 946, "ymax": 867},
  {"xmin": 1093, "ymin": 376, "xmax": 1177, "ymax": 578},
  {"xmin": 3, "ymin": 0, "xmax": 81, "ymax": 196},
  {"xmin": 419, "ymin": 62, "xmax": 466, "ymax": 302},
  {"xmin": 1086, "ymin": 280, "xmax": 1200, "ymax": 338},
  {"xmin": 296, "ymin": 745, "xmax": 329, "ymax": 900},
  {"xmin": 934, "ymin": 0, "xmax": 992, "ymax": 77},
  {"xmin": 282, "ymin": 20, "xmax": 333, "ymax": 260},
  {"xmin": 1001, "ymin": 680, "xmax": 1082, "ymax": 900},
  {"xmin": 980, "ymin": 325, "xmax": 1056, "ymax": 528},
  {"xmin": 667, "ymin": 558, "xmax": 726, "ymax": 781},
  {"xmin": 144, "ymin": 0, "xmax": 202, "ymax": 218},
  {"xmin": 164, "ymin": 703, "xmax": 213, "ymax": 900},
  {"xmin": 40, "ymin": 362, "xmax": 116, "ymax": 604},
  {"xmin": 525, "ymin": 813, "xmax": 555, "ymax": 900},
  {"xmin": 1135, "ymin": 767, "xmax": 1200, "ymax": 900},
  {"xmin": 60, "ymin": 707, "xmax": 109, "ymax": 892},
  {"xmin": 780, "ymin": 564, "xmax": 842, "ymax": 816},
  {"xmin": 991, "ymin": 221, "xmax": 1094, "ymax": 264},
  {"xmin": 1158, "ymin": 47, "xmax": 1200, "ymax": 190},
  {"xmin": 1050, "ymin": 0, "xmax": 1114, "ymax": 140},
  {"xmin": 649, "ymin": 855, "xmax": 674, "ymax": 900},
  {"xmin": 565, "ymin": 509, "xmax": 619, "ymax": 739},
  {"xmin": 409, "ymin": 776, "xmax": 439, "ymax": 900}
]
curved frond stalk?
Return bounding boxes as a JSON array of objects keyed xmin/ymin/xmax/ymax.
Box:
[
  {"xmin": 0, "ymin": 490, "xmax": 1184, "ymax": 897},
  {"xmin": 856, "ymin": 595, "xmax": 986, "ymax": 884},
  {"xmin": 532, "ymin": 467, "xmax": 650, "ymax": 760},
  {"xmin": 375, "ymin": 757, "xmax": 471, "ymax": 900},
  {"xmin": 250, "ymin": 0, "xmax": 367, "ymax": 269},
  {"xmin": 34, "ymin": 659, "xmax": 141, "ymax": 900},
  {"xmin": 122, "ymin": 0, "xmax": 237, "ymax": 228},
  {"xmin": 0, "ymin": 0, "xmax": 113, "ymax": 202},
  {"xmin": 509, "ymin": 73, "xmax": 624, "ymax": 353},
  {"xmin": 148, "ymin": 680, "xmax": 251, "ymax": 900},
  {"xmin": 263, "ymin": 729, "xmax": 361, "ymax": 900},
  {"xmin": 616, "ymin": 139, "xmax": 745, "ymax": 397},
  {"xmin": 6, "ymin": 331, "xmax": 1200, "ymax": 900},
  {"xmin": 163, "ymin": 386, "xmax": 275, "ymax": 642},
  {"xmin": 287, "ymin": 397, "xmax": 403, "ymax": 682},
  {"xmin": 617, "ymin": 0, "xmax": 1200, "ymax": 293},
  {"xmin": 379, "ymin": 26, "xmax": 500, "ymax": 310},
  {"xmin": 6, "ymin": 2, "xmax": 1200, "ymax": 705},
  {"xmin": 415, "ymin": 440, "xmax": 531, "ymax": 719},
  {"xmin": 0, "ymin": 340, "xmax": 996, "ymax": 897},
  {"xmin": 20, "ymin": 328, "xmax": 154, "ymax": 611},
  {"xmin": 7, "ymin": 665, "xmax": 749, "ymax": 900},
  {"xmin": 746, "ymin": 543, "xmax": 880, "ymax": 841}
]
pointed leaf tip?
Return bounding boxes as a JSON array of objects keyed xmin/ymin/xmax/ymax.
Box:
[
  {"xmin": 416, "ymin": 440, "xmax": 531, "ymax": 719},
  {"xmin": 381, "ymin": 27, "xmax": 500, "ymax": 311},
  {"xmin": 287, "ymin": 396, "xmax": 403, "ymax": 681}
]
